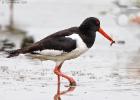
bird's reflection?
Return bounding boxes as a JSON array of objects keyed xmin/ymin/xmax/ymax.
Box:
[{"xmin": 54, "ymin": 80, "xmax": 76, "ymax": 100}]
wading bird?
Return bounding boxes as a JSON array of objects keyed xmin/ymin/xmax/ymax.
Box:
[{"xmin": 7, "ymin": 17, "xmax": 115, "ymax": 86}]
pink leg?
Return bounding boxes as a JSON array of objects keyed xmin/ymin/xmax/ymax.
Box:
[
  {"xmin": 54, "ymin": 63, "xmax": 76, "ymax": 86},
  {"xmin": 57, "ymin": 74, "xmax": 60, "ymax": 85}
]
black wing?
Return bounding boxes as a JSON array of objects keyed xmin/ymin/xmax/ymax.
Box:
[
  {"xmin": 20, "ymin": 27, "xmax": 78, "ymax": 53},
  {"xmin": 7, "ymin": 27, "xmax": 79, "ymax": 58}
]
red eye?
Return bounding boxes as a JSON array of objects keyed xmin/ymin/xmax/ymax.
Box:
[{"xmin": 95, "ymin": 20, "xmax": 100, "ymax": 25}]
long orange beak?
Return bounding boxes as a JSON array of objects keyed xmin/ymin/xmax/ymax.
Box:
[{"xmin": 98, "ymin": 27, "xmax": 115, "ymax": 46}]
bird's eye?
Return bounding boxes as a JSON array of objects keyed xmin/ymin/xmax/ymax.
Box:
[{"xmin": 95, "ymin": 20, "xmax": 100, "ymax": 26}]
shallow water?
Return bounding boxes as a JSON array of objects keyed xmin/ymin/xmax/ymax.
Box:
[{"xmin": 0, "ymin": 0, "xmax": 140, "ymax": 100}]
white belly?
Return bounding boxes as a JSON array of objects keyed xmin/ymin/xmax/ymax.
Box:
[{"xmin": 26, "ymin": 34, "xmax": 89, "ymax": 61}]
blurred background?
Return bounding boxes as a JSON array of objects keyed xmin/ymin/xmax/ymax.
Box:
[{"xmin": 0, "ymin": 0, "xmax": 140, "ymax": 100}]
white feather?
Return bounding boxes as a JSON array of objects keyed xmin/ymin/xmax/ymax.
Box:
[
  {"xmin": 27, "ymin": 34, "xmax": 89, "ymax": 61},
  {"xmin": 36, "ymin": 49, "xmax": 64, "ymax": 56}
]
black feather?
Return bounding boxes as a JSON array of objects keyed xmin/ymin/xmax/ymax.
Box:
[{"xmin": 6, "ymin": 49, "xmax": 21, "ymax": 58}]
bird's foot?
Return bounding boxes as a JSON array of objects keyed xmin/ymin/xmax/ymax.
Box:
[
  {"xmin": 70, "ymin": 81, "xmax": 76, "ymax": 86},
  {"xmin": 65, "ymin": 81, "xmax": 76, "ymax": 87}
]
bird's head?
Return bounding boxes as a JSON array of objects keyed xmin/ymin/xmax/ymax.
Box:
[{"xmin": 79, "ymin": 17, "xmax": 115, "ymax": 46}]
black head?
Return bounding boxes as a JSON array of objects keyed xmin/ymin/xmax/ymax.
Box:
[
  {"xmin": 79, "ymin": 17, "xmax": 100, "ymax": 34},
  {"xmin": 79, "ymin": 17, "xmax": 115, "ymax": 46}
]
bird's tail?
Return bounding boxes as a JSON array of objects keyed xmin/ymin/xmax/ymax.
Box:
[{"xmin": 6, "ymin": 49, "xmax": 22, "ymax": 58}]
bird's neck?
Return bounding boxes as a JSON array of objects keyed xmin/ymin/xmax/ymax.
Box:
[{"xmin": 79, "ymin": 32, "xmax": 96, "ymax": 48}]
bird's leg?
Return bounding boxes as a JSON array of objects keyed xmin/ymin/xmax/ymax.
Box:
[
  {"xmin": 54, "ymin": 63, "xmax": 63, "ymax": 85},
  {"xmin": 54, "ymin": 79, "xmax": 76, "ymax": 100},
  {"xmin": 57, "ymin": 73, "xmax": 61, "ymax": 85},
  {"xmin": 54, "ymin": 62, "xmax": 76, "ymax": 86}
]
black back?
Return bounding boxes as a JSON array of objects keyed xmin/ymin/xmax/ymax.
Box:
[
  {"xmin": 20, "ymin": 27, "xmax": 79, "ymax": 53},
  {"xmin": 8, "ymin": 17, "xmax": 101, "ymax": 56}
]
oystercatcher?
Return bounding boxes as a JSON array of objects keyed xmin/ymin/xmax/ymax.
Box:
[{"xmin": 7, "ymin": 17, "xmax": 115, "ymax": 86}]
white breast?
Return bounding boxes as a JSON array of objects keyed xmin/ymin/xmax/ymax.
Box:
[{"xmin": 60, "ymin": 34, "xmax": 88, "ymax": 60}]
